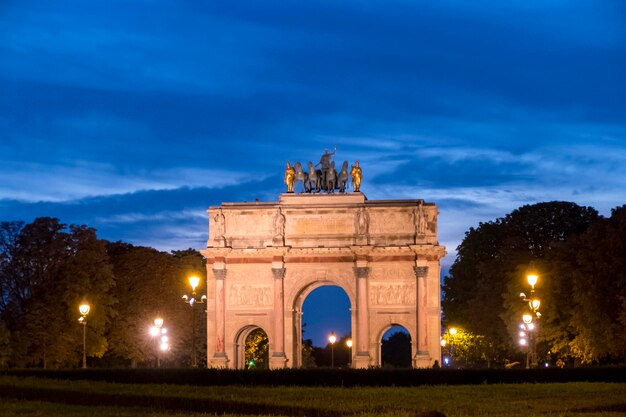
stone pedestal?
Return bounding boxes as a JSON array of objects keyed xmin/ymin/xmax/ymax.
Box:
[
  {"xmin": 209, "ymin": 353, "xmax": 229, "ymax": 368},
  {"xmin": 269, "ymin": 353, "xmax": 288, "ymax": 369},
  {"xmin": 413, "ymin": 353, "xmax": 431, "ymax": 368}
]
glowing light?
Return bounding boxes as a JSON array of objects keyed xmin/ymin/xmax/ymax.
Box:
[
  {"xmin": 531, "ymin": 299, "xmax": 541, "ymax": 310},
  {"xmin": 527, "ymin": 323, "xmax": 535, "ymax": 331},
  {"xmin": 150, "ymin": 326, "xmax": 159, "ymax": 337},
  {"xmin": 449, "ymin": 328, "xmax": 457, "ymax": 335},
  {"xmin": 522, "ymin": 314, "xmax": 533, "ymax": 324},
  {"xmin": 188, "ymin": 276, "xmax": 200, "ymax": 291},
  {"xmin": 519, "ymin": 331, "xmax": 526, "ymax": 338},
  {"xmin": 527, "ymin": 274, "xmax": 538, "ymax": 288},
  {"xmin": 79, "ymin": 304, "xmax": 90, "ymax": 316},
  {"xmin": 440, "ymin": 339, "xmax": 447, "ymax": 347},
  {"xmin": 346, "ymin": 339, "xmax": 353, "ymax": 348},
  {"xmin": 328, "ymin": 332, "xmax": 337, "ymax": 344},
  {"xmin": 160, "ymin": 342, "xmax": 169, "ymax": 351},
  {"xmin": 519, "ymin": 338, "xmax": 527, "ymax": 346},
  {"xmin": 154, "ymin": 318, "xmax": 164, "ymax": 328}
]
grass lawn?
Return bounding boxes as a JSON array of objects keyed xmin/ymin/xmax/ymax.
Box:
[{"xmin": 1, "ymin": 375, "xmax": 625, "ymax": 416}]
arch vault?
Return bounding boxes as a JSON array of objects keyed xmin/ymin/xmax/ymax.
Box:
[{"xmin": 200, "ymin": 192, "xmax": 445, "ymax": 368}]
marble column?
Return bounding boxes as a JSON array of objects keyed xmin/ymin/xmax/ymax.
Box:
[
  {"xmin": 211, "ymin": 268, "xmax": 228, "ymax": 367},
  {"xmin": 353, "ymin": 266, "xmax": 371, "ymax": 368},
  {"xmin": 413, "ymin": 265, "xmax": 430, "ymax": 368},
  {"xmin": 270, "ymin": 267, "xmax": 288, "ymax": 368}
]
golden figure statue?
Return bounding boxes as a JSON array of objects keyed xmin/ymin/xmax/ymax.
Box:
[
  {"xmin": 350, "ymin": 160, "xmax": 362, "ymax": 192},
  {"xmin": 284, "ymin": 162, "xmax": 296, "ymax": 193}
]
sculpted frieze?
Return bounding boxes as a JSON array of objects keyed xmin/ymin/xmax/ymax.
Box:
[
  {"xmin": 369, "ymin": 283, "xmax": 416, "ymax": 305},
  {"xmin": 228, "ymin": 285, "xmax": 273, "ymax": 307}
]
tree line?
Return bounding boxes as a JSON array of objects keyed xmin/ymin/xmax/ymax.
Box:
[
  {"xmin": 443, "ymin": 202, "xmax": 626, "ymax": 366},
  {"xmin": 0, "ymin": 217, "xmax": 205, "ymax": 368}
]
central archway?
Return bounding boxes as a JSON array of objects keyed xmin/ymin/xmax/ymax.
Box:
[
  {"xmin": 298, "ymin": 284, "xmax": 351, "ymax": 367},
  {"xmin": 291, "ymin": 281, "xmax": 354, "ymax": 368}
]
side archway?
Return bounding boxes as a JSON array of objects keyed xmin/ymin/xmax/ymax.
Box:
[
  {"xmin": 378, "ymin": 324, "xmax": 413, "ymax": 368},
  {"xmin": 233, "ymin": 325, "xmax": 269, "ymax": 369}
]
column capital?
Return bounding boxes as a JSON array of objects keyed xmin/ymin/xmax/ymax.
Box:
[
  {"xmin": 413, "ymin": 266, "xmax": 428, "ymax": 279},
  {"xmin": 213, "ymin": 269, "xmax": 227, "ymax": 280},
  {"xmin": 272, "ymin": 268, "xmax": 286, "ymax": 280},
  {"xmin": 354, "ymin": 266, "xmax": 369, "ymax": 279}
]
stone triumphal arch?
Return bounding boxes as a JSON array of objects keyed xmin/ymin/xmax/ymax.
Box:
[{"xmin": 201, "ymin": 191, "xmax": 445, "ymax": 368}]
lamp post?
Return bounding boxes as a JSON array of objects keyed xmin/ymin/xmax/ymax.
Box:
[
  {"xmin": 346, "ymin": 338, "xmax": 353, "ymax": 367},
  {"xmin": 182, "ymin": 275, "xmax": 206, "ymax": 367},
  {"xmin": 328, "ymin": 332, "xmax": 337, "ymax": 368},
  {"xmin": 520, "ymin": 265, "xmax": 542, "ymax": 368},
  {"xmin": 149, "ymin": 317, "xmax": 169, "ymax": 368},
  {"xmin": 448, "ymin": 327, "xmax": 457, "ymax": 367},
  {"xmin": 78, "ymin": 303, "xmax": 90, "ymax": 369}
]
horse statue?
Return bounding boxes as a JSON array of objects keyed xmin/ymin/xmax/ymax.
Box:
[
  {"xmin": 307, "ymin": 161, "xmax": 321, "ymax": 193},
  {"xmin": 293, "ymin": 162, "xmax": 309, "ymax": 192},
  {"xmin": 337, "ymin": 161, "xmax": 349, "ymax": 192},
  {"xmin": 325, "ymin": 161, "xmax": 337, "ymax": 192}
]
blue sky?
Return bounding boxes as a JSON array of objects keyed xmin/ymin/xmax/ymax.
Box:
[{"xmin": 1, "ymin": 1, "xmax": 625, "ymax": 346}]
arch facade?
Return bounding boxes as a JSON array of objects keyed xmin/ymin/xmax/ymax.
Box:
[{"xmin": 200, "ymin": 193, "xmax": 445, "ymax": 368}]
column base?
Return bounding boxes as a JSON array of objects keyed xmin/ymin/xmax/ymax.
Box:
[
  {"xmin": 209, "ymin": 353, "xmax": 229, "ymax": 369},
  {"xmin": 269, "ymin": 352, "xmax": 288, "ymax": 369},
  {"xmin": 413, "ymin": 352, "xmax": 432, "ymax": 368},
  {"xmin": 353, "ymin": 353, "xmax": 371, "ymax": 369}
]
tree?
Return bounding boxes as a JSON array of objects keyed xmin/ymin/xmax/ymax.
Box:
[
  {"xmin": 245, "ymin": 328, "xmax": 269, "ymax": 369},
  {"xmin": 0, "ymin": 319, "xmax": 10, "ymax": 368},
  {"xmin": 0, "ymin": 218, "xmax": 116, "ymax": 367},
  {"xmin": 541, "ymin": 205, "xmax": 626, "ymax": 363},
  {"xmin": 104, "ymin": 245, "xmax": 204, "ymax": 367},
  {"xmin": 441, "ymin": 328, "xmax": 495, "ymax": 367},
  {"xmin": 443, "ymin": 202, "xmax": 598, "ymax": 362}
]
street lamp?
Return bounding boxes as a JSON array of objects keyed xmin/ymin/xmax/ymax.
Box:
[
  {"xmin": 346, "ymin": 338, "xmax": 353, "ymax": 367},
  {"xmin": 149, "ymin": 317, "xmax": 169, "ymax": 367},
  {"xmin": 520, "ymin": 264, "xmax": 542, "ymax": 368},
  {"xmin": 328, "ymin": 332, "xmax": 337, "ymax": 368},
  {"xmin": 182, "ymin": 275, "xmax": 206, "ymax": 367},
  {"xmin": 78, "ymin": 303, "xmax": 90, "ymax": 369}
]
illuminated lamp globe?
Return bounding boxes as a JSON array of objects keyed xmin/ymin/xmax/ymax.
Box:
[
  {"xmin": 531, "ymin": 299, "xmax": 541, "ymax": 310},
  {"xmin": 449, "ymin": 327, "xmax": 458, "ymax": 336},
  {"xmin": 149, "ymin": 326, "xmax": 159, "ymax": 337},
  {"xmin": 328, "ymin": 333, "xmax": 337, "ymax": 344},
  {"xmin": 79, "ymin": 304, "xmax": 90, "ymax": 316},
  {"xmin": 188, "ymin": 276, "xmax": 201, "ymax": 291},
  {"xmin": 154, "ymin": 318, "xmax": 164, "ymax": 328},
  {"xmin": 346, "ymin": 339, "xmax": 353, "ymax": 348},
  {"xmin": 527, "ymin": 274, "xmax": 538, "ymax": 288},
  {"xmin": 522, "ymin": 314, "xmax": 533, "ymax": 324}
]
